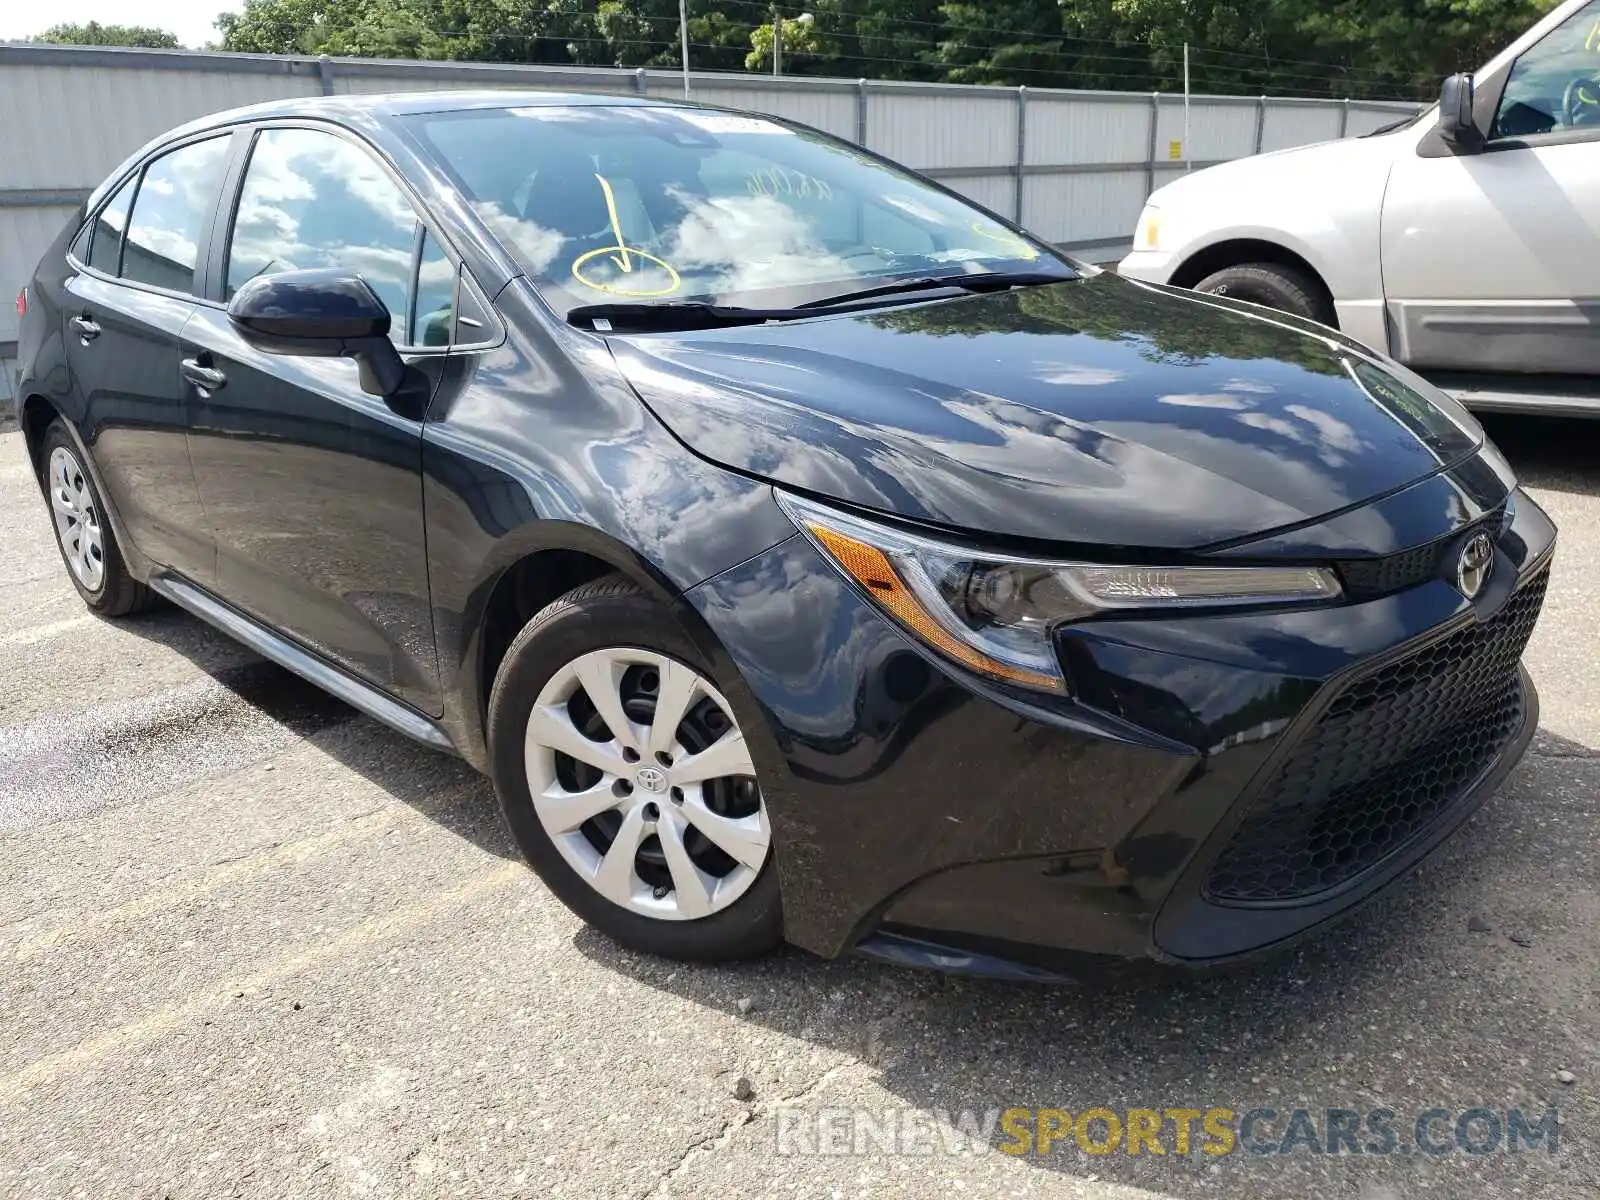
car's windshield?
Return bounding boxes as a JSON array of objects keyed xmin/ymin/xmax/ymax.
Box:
[{"xmin": 402, "ymin": 103, "xmax": 1074, "ymax": 316}]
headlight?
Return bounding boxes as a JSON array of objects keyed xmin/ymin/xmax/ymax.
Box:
[
  {"xmin": 779, "ymin": 492, "xmax": 1341, "ymax": 695},
  {"xmin": 1133, "ymin": 205, "xmax": 1164, "ymax": 252}
]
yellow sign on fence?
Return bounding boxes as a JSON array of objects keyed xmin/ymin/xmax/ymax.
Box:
[{"xmin": 1168, "ymin": 140, "xmax": 1183, "ymax": 160}]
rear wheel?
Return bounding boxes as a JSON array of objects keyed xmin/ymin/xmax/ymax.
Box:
[
  {"xmin": 487, "ymin": 575, "xmax": 782, "ymax": 961},
  {"xmin": 1193, "ymin": 262, "xmax": 1334, "ymax": 326},
  {"xmin": 41, "ymin": 421, "xmax": 154, "ymax": 616}
]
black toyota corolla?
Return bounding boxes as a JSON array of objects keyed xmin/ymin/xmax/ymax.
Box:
[{"xmin": 15, "ymin": 91, "xmax": 1554, "ymax": 979}]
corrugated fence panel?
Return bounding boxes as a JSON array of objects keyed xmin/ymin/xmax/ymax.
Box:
[
  {"xmin": 1, "ymin": 204, "xmax": 81, "ymax": 344},
  {"xmin": 686, "ymin": 85, "xmax": 858, "ymax": 140},
  {"xmin": 1152, "ymin": 98, "xmax": 1259, "ymax": 164},
  {"xmin": 1346, "ymin": 104, "xmax": 1416, "ymax": 137},
  {"xmin": 1261, "ymin": 102, "xmax": 1344, "ymax": 152},
  {"xmin": 867, "ymin": 90, "xmax": 1017, "ymax": 169},
  {"xmin": 0, "ymin": 61, "xmax": 319, "ymax": 189},
  {"xmin": 1025, "ymin": 95, "xmax": 1150, "ymax": 165},
  {"xmin": 1023, "ymin": 170, "xmax": 1147, "ymax": 245},
  {"xmin": 0, "ymin": 42, "xmax": 1425, "ymax": 366}
]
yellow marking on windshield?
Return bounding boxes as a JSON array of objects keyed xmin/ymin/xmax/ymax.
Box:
[
  {"xmin": 595, "ymin": 173, "xmax": 632, "ymax": 273},
  {"xmin": 571, "ymin": 173, "xmax": 684, "ymax": 297},
  {"xmin": 969, "ymin": 222, "xmax": 1040, "ymax": 260}
]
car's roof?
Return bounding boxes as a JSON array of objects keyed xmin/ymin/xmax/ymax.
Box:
[
  {"xmin": 97, "ymin": 88, "xmax": 713, "ymax": 209},
  {"xmin": 166, "ymin": 88, "xmax": 684, "ymax": 139}
]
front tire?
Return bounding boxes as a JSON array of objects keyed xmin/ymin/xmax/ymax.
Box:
[
  {"xmin": 487, "ymin": 575, "xmax": 782, "ymax": 961},
  {"xmin": 40, "ymin": 421, "xmax": 154, "ymax": 617},
  {"xmin": 1193, "ymin": 262, "xmax": 1334, "ymax": 326}
]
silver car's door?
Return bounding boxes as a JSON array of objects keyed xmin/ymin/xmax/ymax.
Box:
[{"xmin": 1380, "ymin": 0, "xmax": 1600, "ymax": 374}]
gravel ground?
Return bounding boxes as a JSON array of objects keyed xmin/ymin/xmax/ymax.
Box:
[{"xmin": 1, "ymin": 416, "xmax": 1597, "ymax": 1200}]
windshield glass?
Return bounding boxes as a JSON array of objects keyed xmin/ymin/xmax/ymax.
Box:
[{"xmin": 403, "ymin": 103, "xmax": 1073, "ymax": 315}]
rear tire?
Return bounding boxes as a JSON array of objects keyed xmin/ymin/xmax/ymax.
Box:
[
  {"xmin": 1193, "ymin": 262, "xmax": 1334, "ymax": 326},
  {"xmin": 487, "ymin": 574, "xmax": 783, "ymax": 962},
  {"xmin": 40, "ymin": 421, "xmax": 155, "ymax": 617}
]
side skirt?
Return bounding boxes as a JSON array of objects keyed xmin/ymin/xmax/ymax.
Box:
[{"xmin": 148, "ymin": 572, "xmax": 458, "ymax": 755}]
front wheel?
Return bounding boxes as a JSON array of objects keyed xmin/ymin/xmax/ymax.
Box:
[
  {"xmin": 487, "ymin": 575, "xmax": 782, "ymax": 961},
  {"xmin": 1193, "ymin": 262, "xmax": 1334, "ymax": 326}
]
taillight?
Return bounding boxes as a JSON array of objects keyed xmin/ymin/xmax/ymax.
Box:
[{"xmin": 14, "ymin": 287, "xmax": 24, "ymax": 318}]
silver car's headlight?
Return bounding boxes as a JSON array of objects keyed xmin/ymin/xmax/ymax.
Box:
[{"xmin": 779, "ymin": 492, "xmax": 1341, "ymax": 695}]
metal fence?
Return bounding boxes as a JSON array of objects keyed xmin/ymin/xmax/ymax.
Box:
[{"xmin": 0, "ymin": 41, "xmax": 1421, "ymax": 399}]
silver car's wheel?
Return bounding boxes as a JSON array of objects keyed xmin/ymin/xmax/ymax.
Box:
[
  {"xmin": 524, "ymin": 646, "xmax": 770, "ymax": 921},
  {"xmin": 48, "ymin": 445, "xmax": 106, "ymax": 593}
]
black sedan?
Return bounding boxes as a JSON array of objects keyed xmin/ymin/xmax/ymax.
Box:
[{"xmin": 14, "ymin": 90, "xmax": 1553, "ymax": 979}]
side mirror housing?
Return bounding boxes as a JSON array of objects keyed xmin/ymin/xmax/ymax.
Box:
[
  {"xmin": 1438, "ymin": 73, "xmax": 1484, "ymax": 153},
  {"xmin": 227, "ymin": 269, "xmax": 406, "ymax": 397}
]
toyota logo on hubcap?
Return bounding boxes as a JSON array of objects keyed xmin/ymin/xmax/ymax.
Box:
[
  {"xmin": 635, "ymin": 766, "xmax": 668, "ymax": 794},
  {"xmin": 1457, "ymin": 533, "xmax": 1494, "ymax": 600}
]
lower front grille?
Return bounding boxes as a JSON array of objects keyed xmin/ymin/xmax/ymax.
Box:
[{"xmin": 1205, "ymin": 567, "xmax": 1547, "ymax": 905}]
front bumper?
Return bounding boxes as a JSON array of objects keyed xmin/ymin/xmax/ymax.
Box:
[
  {"xmin": 1115, "ymin": 249, "xmax": 1181, "ymax": 284},
  {"xmin": 685, "ymin": 481, "xmax": 1556, "ymax": 975}
]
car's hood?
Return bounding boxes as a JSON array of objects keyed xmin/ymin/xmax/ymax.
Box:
[
  {"xmin": 606, "ymin": 272, "xmax": 1482, "ymax": 551},
  {"xmin": 1147, "ymin": 131, "xmax": 1400, "ymax": 211}
]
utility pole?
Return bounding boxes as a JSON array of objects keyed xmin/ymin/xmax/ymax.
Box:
[
  {"xmin": 679, "ymin": 0, "xmax": 691, "ymax": 98},
  {"xmin": 1183, "ymin": 42, "xmax": 1192, "ymax": 172},
  {"xmin": 773, "ymin": 12, "xmax": 783, "ymax": 76}
]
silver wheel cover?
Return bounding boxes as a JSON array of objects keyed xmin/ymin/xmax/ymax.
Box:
[
  {"xmin": 524, "ymin": 647, "xmax": 770, "ymax": 921},
  {"xmin": 48, "ymin": 445, "xmax": 106, "ymax": 593}
]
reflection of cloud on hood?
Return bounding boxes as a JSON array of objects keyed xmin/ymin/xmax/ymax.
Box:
[
  {"xmin": 1238, "ymin": 403, "xmax": 1369, "ymax": 469},
  {"xmin": 1286, "ymin": 404, "xmax": 1362, "ymax": 453},
  {"xmin": 667, "ymin": 193, "xmax": 852, "ymax": 299},
  {"xmin": 1223, "ymin": 379, "xmax": 1276, "ymax": 394},
  {"xmin": 1160, "ymin": 393, "xmax": 1250, "ymax": 409},
  {"xmin": 474, "ymin": 201, "xmax": 565, "ymax": 274},
  {"xmin": 1035, "ymin": 362, "xmax": 1125, "ymax": 387}
]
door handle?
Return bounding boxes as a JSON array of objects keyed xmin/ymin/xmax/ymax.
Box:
[
  {"xmin": 70, "ymin": 315, "xmax": 100, "ymax": 342},
  {"xmin": 180, "ymin": 357, "xmax": 227, "ymax": 393}
]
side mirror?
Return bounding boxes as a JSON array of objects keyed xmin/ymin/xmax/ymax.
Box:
[
  {"xmin": 227, "ymin": 269, "xmax": 406, "ymax": 397},
  {"xmin": 1438, "ymin": 73, "xmax": 1483, "ymax": 153}
]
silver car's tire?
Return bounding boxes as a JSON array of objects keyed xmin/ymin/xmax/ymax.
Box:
[{"xmin": 487, "ymin": 575, "xmax": 782, "ymax": 961}]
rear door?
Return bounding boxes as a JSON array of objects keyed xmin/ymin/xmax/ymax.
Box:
[
  {"xmin": 1381, "ymin": 0, "xmax": 1600, "ymax": 373},
  {"xmin": 180, "ymin": 123, "xmax": 447, "ymax": 713},
  {"xmin": 60, "ymin": 134, "xmax": 235, "ymax": 583}
]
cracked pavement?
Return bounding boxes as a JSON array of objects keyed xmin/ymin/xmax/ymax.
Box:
[{"xmin": 1, "ymin": 415, "xmax": 1598, "ymax": 1199}]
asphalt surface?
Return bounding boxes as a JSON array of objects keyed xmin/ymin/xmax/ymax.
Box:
[{"xmin": 1, "ymin": 416, "xmax": 1598, "ymax": 1200}]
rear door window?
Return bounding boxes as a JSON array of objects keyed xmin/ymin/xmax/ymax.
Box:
[
  {"xmin": 86, "ymin": 177, "xmax": 136, "ymax": 276},
  {"xmin": 121, "ymin": 136, "xmax": 232, "ymax": 294}
]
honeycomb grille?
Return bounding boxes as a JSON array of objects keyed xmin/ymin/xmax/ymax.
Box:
[
  {"xmin": 1337, "ymin": 509, "xmax": 1504, "ymax": 600},
  {"xmin": 1205, "ymin": 567, "xmax": 1547, "ymax": 905}
]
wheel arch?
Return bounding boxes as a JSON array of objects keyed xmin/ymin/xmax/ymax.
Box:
[
  {"xmin": 19, "ymin": 392, "xmax": 61, "ymax": 482},
  {"xmin": 460, "ymin": 520, "xmax": 757, "ymax": 769},
  {"xmin": 1167, "ymin": 238, "xmax": 1339, "ymax": 329}
]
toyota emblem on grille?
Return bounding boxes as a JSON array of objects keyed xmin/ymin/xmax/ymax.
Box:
[{"xmin": 1456, "ymin": 533, "xmax": 1494, "ymax": 600}]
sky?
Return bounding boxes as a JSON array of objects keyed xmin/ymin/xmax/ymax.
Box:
[{"xmin": 0, "ymin": 0, "xmax": 238, "ymax": 49}]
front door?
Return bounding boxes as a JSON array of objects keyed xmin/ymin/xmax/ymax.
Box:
[
  {"xmin": 61, "ymin": 135, "xmax": 234, "ymax": 584},
  {"xmin": 182, "ymin": 125, "xmax": 445, "ymax": 714},
  {"xmin": 1381, "ymin": 0, "xmax": 1600, "ymax": 374}
]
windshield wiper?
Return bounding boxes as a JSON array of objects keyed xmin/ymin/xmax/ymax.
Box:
[
  {"xmin": 794, "ymin": 269, "xmax": 1072, "ymax": 310},
  {"xmin": 567, "ymin": 269, "xmax": 1074, "ymax": 332},
  {"xmin": 567, "ymin": 301, "xmax": 804, "ymax": 332}
]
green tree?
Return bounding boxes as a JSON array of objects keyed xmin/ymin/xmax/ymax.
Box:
[{"xmin": 32, "ymin": 21, "xmax": 181, "ymax": 48}]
